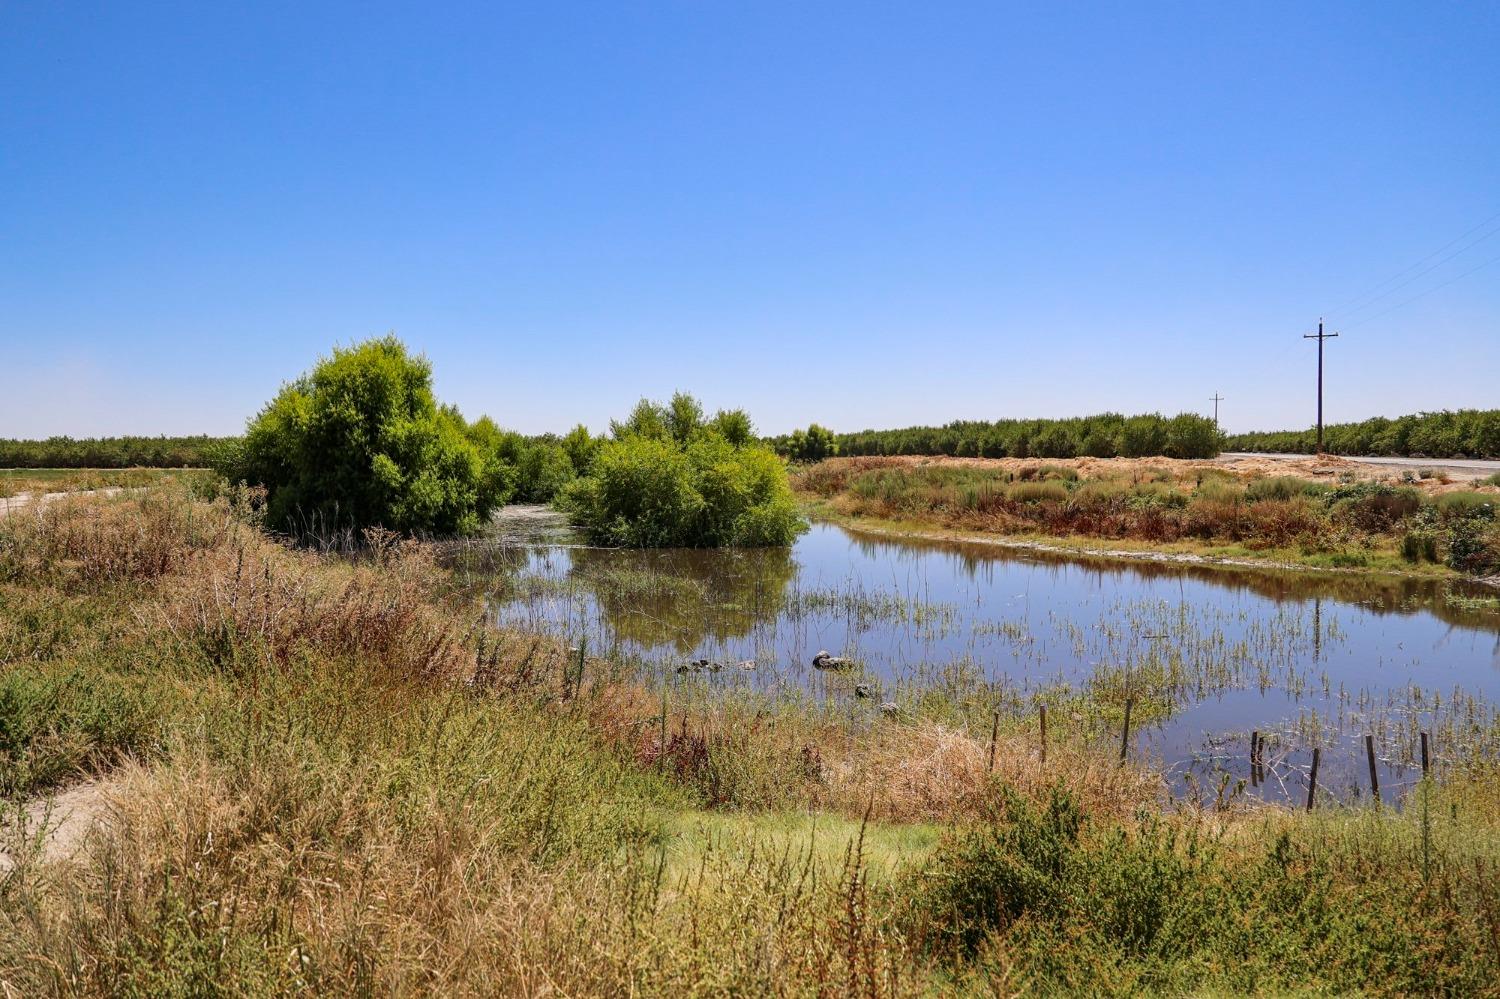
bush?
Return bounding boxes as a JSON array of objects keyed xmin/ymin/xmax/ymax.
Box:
[
  {"xmin": 1245, "ymin": 476, "xmax": 1324, "ymax": 502},
  {"xmin": 1327, "ymin": 482, "xmax": 1422, "ymax": 533},
  {"xmin": 1401, "ymin": 528, "xmax": 1440, "ymax": 563},
  {"xmin": 779, "ymin": 424, "xmax": 839, "ymax": 462},
  {"xmin": 1437, "ymin": 491, "xmax": 1496, "ymax": 522},
  {"xmin": 1164, "ymin": 413, "xmax": 1225, "ymax": 459},
  {"xmin": 1446, "ymin": 519, "xmax": 1500, "ymax": 575},
  {"xmin": 906, "ymin": 787, "xmax": 1218, "ymax": 966},
  {"xmin": 221, "ymin": 336, "xmax": 501, "ymax": 536},
  {"xmin": 560, "ymin": 395, "xmax": 804, "ymax": 548}
]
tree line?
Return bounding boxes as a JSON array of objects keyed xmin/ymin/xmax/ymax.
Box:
[
  {"xmin": 0, "ymin": 435, "xmax": 237, "ymax": 469},
  {"xmin": 771, "ymin": 412, "xmax": 1224, "ymax": 461},
  {"xmin": 1225, "ymin": 410, "xmax": 1500, "ymax": 459}
]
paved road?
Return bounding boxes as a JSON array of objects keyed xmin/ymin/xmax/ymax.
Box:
[{"xmin": 1221, "ymin": 452, "xmax": 1500, "ymax": 481}]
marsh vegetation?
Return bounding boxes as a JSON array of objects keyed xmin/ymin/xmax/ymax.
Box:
[
  {"xmin": 796, "ymin": 456, "xmax": 1500, "ymax": 577},
  {"xmin": 4, "ymin": 487, "xmax": 1500, "ymax": 994}
]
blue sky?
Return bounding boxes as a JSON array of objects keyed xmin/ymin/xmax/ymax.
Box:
[{"xmin": 3, "ymin": 2, "xmax": 1496, "ymax": 438}]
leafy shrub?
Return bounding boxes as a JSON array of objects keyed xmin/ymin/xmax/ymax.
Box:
[
  {"xmin": 1164, "ymin": 412, "xmax": 1225, "ymax": 459},
  {"xmin": 560, "ymin": 395, "xmax": 804, "ymax": 548},
  {"xmin": 221, "ymin": 336, "xmax": 501, "ymax": 535},
  {"xmin": 778, "ymin": 424, "xmax": 839, "ymax": 462},
  {"xmin": 1401, "ymin": 528, "xmax": 1440, "ymax": 563},
  {"xmin": 908, "ymin": 787, "xmax": 1084, "ymax": 956},
  {"xmin": 1327, "ymin": 482, "xmax": 1422, "ymax": 533},
  {"xmin": 1437, "ymin": 491, "xmax": 1496, "ymax": 522},
  {"xmin": 907, "ymin": 787, "xmax": 1219, "ymax": 969},
  {"xmin": 1446, "ymin": 519, "xmax": 1500, "ymax": 575},
  {"xmin": 1245, "ymin": 475, "xmax": 1325, "ymax": 502}
]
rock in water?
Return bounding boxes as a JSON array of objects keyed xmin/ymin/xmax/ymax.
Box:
[
  {"xmin": 812, "ymin": 650, "xmax": 855, "ymax": 671},
  {"xmin": 879, "ymin": 701, "xmax": 900, "ymax": 718},
  {"xmin": 854, "ymin": 683, "xmax": 872, "ymax": 699}
]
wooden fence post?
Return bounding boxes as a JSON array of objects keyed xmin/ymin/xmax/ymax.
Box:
[
  {"xmin": 1250, "ymin": 730, "xmax": 1260, "ymax": 787},
  {"xmin": 987, "ymin": 711, "xmax": 999, "ymax": 773},
  {"xmin": 1119, "ymin": 699, "xmax": 1134, "ymax": 764},
  {"xmin": 1420, "ymin": 731, "xmax": 1430, "ymax": 777},
  {"xmin": 1306, "ymin": 747, "xmax": 1321, "ymax": 812},
  {"xmin": 1365, "ymin": 734, "xmax": 1380, "ymax": 806}
]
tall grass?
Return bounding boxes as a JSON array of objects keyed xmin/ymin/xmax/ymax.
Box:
[{"xmin": 3, "ymin": 487, "xmax": 1500, "ymax": 994}]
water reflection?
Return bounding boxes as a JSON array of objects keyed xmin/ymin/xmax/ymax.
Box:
[
  {"xmin": 563, "ymin": 545, "xmax": 797, "ymax": 652},
  {"xmin": 464, "ymin": 510, "xmax": 1500, "ymax": 805}
]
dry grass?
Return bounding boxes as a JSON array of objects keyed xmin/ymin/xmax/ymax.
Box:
[
  {"xmin": 147, "ymin": 527, "xmax": 482, "ymax": 684},
  {"xmin": 792, "ymin": 455, "xmax": 1500, "ymax": 574},
  {"xmin": 4, "ymin": 487, "xmax": 1500, "ymax": 995}
]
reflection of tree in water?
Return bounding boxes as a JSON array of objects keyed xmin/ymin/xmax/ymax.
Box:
[{"xmin": 568, "ymin": 545, "xmax": 797, "ymax": 653}]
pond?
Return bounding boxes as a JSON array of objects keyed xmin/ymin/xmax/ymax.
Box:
[{"xmin": 462, "ymin": 508, "xmax": 1500, "ymax": 807}]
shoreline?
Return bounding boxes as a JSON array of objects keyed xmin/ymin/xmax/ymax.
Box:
[{"xmin": 805, "ymin": 504, "xmax": 1500, "ymax": 592}]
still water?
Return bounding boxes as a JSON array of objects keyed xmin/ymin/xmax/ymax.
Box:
[{"xmin": 471, "ymin": 510, "xmax": 1500, "ymax": 805}]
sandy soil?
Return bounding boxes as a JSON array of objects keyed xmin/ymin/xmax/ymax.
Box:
[
  {"xmin": 824, "ymin": 454, "xmax": 1498, "ymax": 495},
  {"xmin": 0, "ymin": 781, "xmax": 117, "ymax": 872},
  {"xmin": 0, "ymin": 486, "xmax": 123, "ymax": 518}
]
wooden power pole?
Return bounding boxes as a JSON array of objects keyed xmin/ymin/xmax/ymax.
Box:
[
  {"xmin": 1303, "ymin": 320, "xmax": 1339, "ymax": 453},
  {"xmin": 1209, "ymin": 393, "xmax": 1224, "ymax": 427}
]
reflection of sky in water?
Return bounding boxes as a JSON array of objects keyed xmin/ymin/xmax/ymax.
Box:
[{"xmin": 483, "ymin": 519, "xmax": 1500, "ymax": 805}]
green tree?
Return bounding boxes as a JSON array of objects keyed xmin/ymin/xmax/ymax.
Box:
[
  {"xmin": 781, "ymin": 423, "xmax": 839, "ymax": 462},
  {"xmin": 226, "ymin": 336, "xmax": 500, "ymax": 535},
  {"xmin": 560, "ymin": 394, "xmax": 804, "ymax": 548},
  {"xmin": 707, "ymin": 408, "xmax": 756, "ymax": 447},
  {"xmin": 560, "ymin": 423, "xmax": 599, "ymax": 473}
]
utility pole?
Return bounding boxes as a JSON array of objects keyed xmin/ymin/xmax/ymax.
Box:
[
  {"xmin": 1303, "ymin": 319, "xmax": 1339, "ymax": 453},
  {"xmin": 1209, "ymin": 394, "xmax": 1224, "ymax": 427}
]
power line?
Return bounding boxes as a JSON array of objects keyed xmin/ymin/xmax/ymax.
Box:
[
  {"xmin": 1342, "ymin": 247, "xmax": 1500, "ymax": 330},
  {"xmin": 1326, "ymin": 207, "xmax": 1500, "ymax": 321}
]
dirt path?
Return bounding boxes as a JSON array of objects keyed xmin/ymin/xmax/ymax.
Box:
[
  {"xmin": 1221, "ymin": 452, "xmax": 1500, "ymax": 482},
  {"xmin": 0, "ymin": 486, "xmax": 123, "ymax": 518},
  {"xmin": 0, "ymin": 781, "xmax": 117, "ymax": 872}
]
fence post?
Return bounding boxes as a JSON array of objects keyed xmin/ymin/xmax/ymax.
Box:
[
  {"xmin": 987, "ymin": 711, "xmax": 1000, "ymax": 773},
  {"xmin": 1306, "ymin": 747, "xmax": 1320, "ymax": 812},
  {"xmin": 1119, "ymin": 698, "xmax": 1134, "ymax": 764},
  {"xmin": 1420, "ymin": 731, "xmax": 1430, "ymax": 777},
  {"xmin": 1250, "ymin": 730, "xmax": 1260, "ymax": 787},
  {"xmin": 1365, "ymin": 734, "xmax": 1380, "ymax": 806}
]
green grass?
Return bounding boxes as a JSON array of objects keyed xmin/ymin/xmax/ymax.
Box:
[{"xmin": 4, "ymin": 487, "xmax": 1500, "ymax": 995}]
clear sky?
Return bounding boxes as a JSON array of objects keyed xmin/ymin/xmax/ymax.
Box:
[{"xmin": 3, "ymin": 2, "xmax": 1497, "ymax": 439}]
